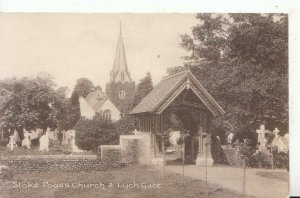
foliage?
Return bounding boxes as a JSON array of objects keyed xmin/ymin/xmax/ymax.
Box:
[
  {"xmin": 0, "ymin": 74, "xmax": 73, "ymax": 139},
  {"xmin": 175, "ymin": 13, "xmax": 288, "ymax": 134},
  {"xmin": 133, "ymin": 72, "xmax": 153, "ymax": 107},
  {"xmin": 74, "ymin": 114, "xmax": 117, "ymax": 151},
  {"xmin": 114, "ymin": 114, "xmax": 139, "ymax": 135},
  {"xmin": 74, "ymin": 78, "xmax": 95, "ymax": 97}
]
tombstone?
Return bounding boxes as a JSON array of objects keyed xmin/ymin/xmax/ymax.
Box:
[
  {"xmin": 256, "ymin": 124, "xmax": 267, "ymax": 151},
  {"xmin": 13, "ymin": 130, "xmax": 20, "ymax": 144},
  {"xmin": 69, "ymin": 130, "xmax": 83, "ymax": 153},
  {"xmin": 7, "ymin": 135, "xmax": 17, "ymax": 150},
  {"xmin": 39, "ymin": 131, "xmax": 49, "ymax": 152},
  {"xmin": 22, "ymin": 131, "xmax": 31, "ymax": 149},
  {"xmin": 273, "ymin": 128, "xmax": 280, "ymax": 138}
]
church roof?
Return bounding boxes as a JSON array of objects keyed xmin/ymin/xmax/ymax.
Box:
[
  {"xmin": 110, "ymin": 24, "xmax": 132, "ymax": 82},
  {"xmin": 130, "ymin": 69, "xmax": 225, "ymax": 116},
  {"xmin": 85, "ymin": 90, "xmax": 107, "ymax": 111}
]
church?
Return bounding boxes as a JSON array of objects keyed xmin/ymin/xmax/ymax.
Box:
[{"xmin": 80, "ymin": 25, "xmax": 135, "ymax": 121}]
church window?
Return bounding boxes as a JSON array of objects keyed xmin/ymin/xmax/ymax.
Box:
[
  {"xmin": 119, "ymin": 90, "xmax": 126, "ymax": 99},
  {"xmin": 103, "ymin": 109, "xmax": 111, "ymax": 120}
]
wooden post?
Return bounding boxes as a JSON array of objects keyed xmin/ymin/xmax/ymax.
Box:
[
  {"xmin": 242, "ymin": 158, "xmax": 246, "ymax": 198},
  {"xmin": 162, "ymin": 135, "xmax": 165, "ymax": 177},
  {"xmin": 205, "ymin": 141, "xmax": 208, "ymax": 196}
]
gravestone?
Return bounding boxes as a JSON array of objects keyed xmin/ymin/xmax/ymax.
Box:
[
  {"xmin": 22, "ymin": 131, "xmax": 31, "ymax": 149},
  {"xmin": 69, "ymin": 130, "xmax": 83, "ymax": 153},
  {"xmin": 7, "ymin": 135, "xmax": 17, "ymax": 150},
  {"xmin": 256, "ymin": 124, "xmax": 267, "ymax": 151},
  {"xmin": 39, "ymin": 132, "xmax": 49, "ymax": 152}
]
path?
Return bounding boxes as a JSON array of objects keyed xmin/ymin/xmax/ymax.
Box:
[{"xmin": 166, "ymin": 165, "xmax": 289, "ymax": 198}]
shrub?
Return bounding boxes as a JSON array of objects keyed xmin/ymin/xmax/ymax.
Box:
[
  {"xmin": 74, "ymin": 114, "xmax": 117, "ymax": 150},
  {"xmin": 247, "ymin": 151, "xmax": 272, "ymax": 168},
  {"xmin": 273, "ymin": 150, "xmax": 289, "ymax": 169}
]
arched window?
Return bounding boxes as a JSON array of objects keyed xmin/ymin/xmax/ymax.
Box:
[
  {"xmin": 103, "ymin": 109, "xmax": 111, "ymax": 120},
  {"xmin": 119, "ymin": 90, "xmax": 126, "ymax": 99}
]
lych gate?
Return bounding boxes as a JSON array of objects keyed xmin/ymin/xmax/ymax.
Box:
[{"xmin": 130, "ymin": 69, "xmax": 225, "ymax": 166}]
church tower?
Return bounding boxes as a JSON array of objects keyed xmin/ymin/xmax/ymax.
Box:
[{"xmin": 106, "ymin": 23, "xmax": 135, "ymax": 114}]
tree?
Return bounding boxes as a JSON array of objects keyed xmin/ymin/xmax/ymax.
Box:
[
  {"xmin": 114, "ymin": 115, "xmax": 139, "ymax": 135},
  {"xmin": 133, "ymin": 72, "xmax": 153, "ymax": 107},
  {"xmin": 74, "ymin": 78, "xmax": 95, "ymax": 97},
  {"xmin": 74, "ymin": 114, "xmax": 117, "ymax": 151},
  {"xmin": 176, "ymin": 13, "xmax": 288, "ymax": 134},
  {"xmin": 0, "ymin": 74, "xmax": 72, "ymax": 140}
]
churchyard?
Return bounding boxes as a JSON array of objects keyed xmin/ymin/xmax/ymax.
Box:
[{"xmin": 0, "ymin": 13, "xmax": 289, "ymax": 198}]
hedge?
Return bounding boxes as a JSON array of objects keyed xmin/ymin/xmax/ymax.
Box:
[{"xmin": 0, "ymin": 158, "xmax": 124, "ymax": 175}]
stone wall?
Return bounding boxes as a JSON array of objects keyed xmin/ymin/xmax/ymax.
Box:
[{"xmin": 100, "ymin": 132, "xmax": 152, "ymax": 165}]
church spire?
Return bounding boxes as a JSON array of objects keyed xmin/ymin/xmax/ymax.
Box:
[{"xmin": 110, "ymin": 22, "xmax": 132, "ymax": 82}]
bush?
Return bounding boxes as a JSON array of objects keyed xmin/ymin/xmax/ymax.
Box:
[
  {"xmin": 273, "ymin": 150, "xmax": 289, "ymax": 169},
  {"xmin": 74, "ymin": 114, "xmax": 117, "ymax": 150},
  {"xmin": 247, "ymin": 151, "xmax": 272, "ymax": 168}
]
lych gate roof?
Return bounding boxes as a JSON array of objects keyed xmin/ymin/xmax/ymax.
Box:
[{"xmin": 130, "ymin": 69, "xmax": 225, "ymax": 116}]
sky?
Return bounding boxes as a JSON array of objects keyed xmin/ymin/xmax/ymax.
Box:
[{"xmin": 0, "ymin": 13, "xmax": 198, "ymax": 94}]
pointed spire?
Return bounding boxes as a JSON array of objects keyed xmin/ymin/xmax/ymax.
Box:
[{"xmin": 110, "ymin": 21, "xmax": 132, "ymax": 82}]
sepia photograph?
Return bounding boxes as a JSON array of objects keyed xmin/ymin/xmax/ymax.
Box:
[{"xmin": 0, "ymin": 11, "xmax": 291, "ymax": 198}]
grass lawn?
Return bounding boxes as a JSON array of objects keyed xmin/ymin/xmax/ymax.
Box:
[
  {"xmin": 256, "ymin": 171, "xmax": 289, "ymax": 182},
  {"xmin": 0, "ymin": 165, "xmax": 247, "ymax": 198}
]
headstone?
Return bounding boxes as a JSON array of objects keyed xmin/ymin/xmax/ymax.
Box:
[
  {"xmin": 273, "ymin": 128, "xmax": 280, "ymax": 138},
  {"xmin": 70, "ymin": 130, "xmax": 83, "ymax": 153},
  {"xmin": 7, "ymin": 135, "xmax": 17, "ymax": 150},
  {"xmin": 13, "ymin": 130, "xmax": 20, "ymax": 143},
  {"xmin": 22, "ymin": 131, "xmax": 31, "ymax": 149},
  {"xmin": 39, "ymin": 132, "xmax": 49, "ymax": 152},
  {"xmin": 256, "ymin": 124, "xmax": 267, "ymax": 151}
]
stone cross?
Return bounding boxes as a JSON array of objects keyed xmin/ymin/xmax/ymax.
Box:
[
  {"xmin": 273, "ymin": 128, "xmax": 280, "ymax": 138},
  {"xmin": 256, "ymin": 124, "xmax": 267, "ymax": 151}
]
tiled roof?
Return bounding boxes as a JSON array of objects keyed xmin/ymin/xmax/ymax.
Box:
[
  {"xmin": 130, "ymin": 69, "xmax": 225, "ymax": 116},
  {"xmin": 85, "ymin": 90, "xmax": 107, "ymax": 112},
  {"xmin": 131, "ymin": 70, "xmax": 188, "ymax": 114}
]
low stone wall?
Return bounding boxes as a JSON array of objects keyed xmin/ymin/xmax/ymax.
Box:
[
  {"xmin": 100, "ymin": 132, "xmax": 152, "ymax": 166},
  {"xmin": 120, "ymin": 132, "xmax": 151, "ymax": 165},
  {"xmin": 100, "ymin": 145, "xmax": 122, "ymax": 167},
  {"xmin": 1, "ymin": 154, "xmax": 97, "ymax": 160}
]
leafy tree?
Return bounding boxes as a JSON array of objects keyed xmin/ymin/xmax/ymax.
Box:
[
  {"xmin": 74, "ymin": 114, "xmax": 117, "ymax": 150},
  {"xmin": 0, "ymin": 74, "xmax": 74, "ymax": 140},
  {"xmin": 175, "ymin": 13, "xmax": 288, "ymax": 134},
  {"xmin": 74, "ymin": 78, "xmax": 95, "ymax": 97},
  {"xmin": 114, "ymin": 115, "xmax": 139, "ymax": 135},
  {"xmin": 133, "ymin": 72, "xmax": 153, "ymax": 107}
]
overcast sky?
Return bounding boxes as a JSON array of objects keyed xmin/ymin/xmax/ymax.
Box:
[{"xmin": 0, "ymin": 13, "xmax": 198, "ymax": 94}]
